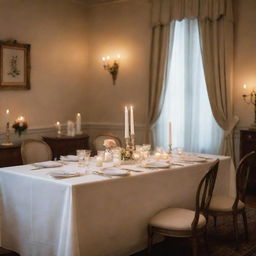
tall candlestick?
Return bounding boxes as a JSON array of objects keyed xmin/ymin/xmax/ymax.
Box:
[
  {"xmin": 130, "ymin": 106, "xmax": 135, "ymax": 135},
  {"xmin": 168, "ymin": 121, "xmax": 172, "ymax": 146},
  {"xmin": 125, "ymin": 106, "xmax": 129, "ymax": 138},
  {"xmin": 76, "ymin": 113, "xmax": 82, "ymax": 135}
]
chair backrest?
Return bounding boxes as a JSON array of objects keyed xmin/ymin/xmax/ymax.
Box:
[
  {"xmin": 21, "ymin": 139, "xmax": 53, "ymax": 164},
  {"xmin": 192, "ymin": 159, "xmax": 219, "ymax": 231},
  {"xmin": 233, "ymin": 151, "xmax": 256, "ymax": 208},
  {"xmin": 93, "ymin": 134, "xmax": 122, "ymax": 151}
]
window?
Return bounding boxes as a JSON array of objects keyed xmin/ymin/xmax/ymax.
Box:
[{"xmin": 154, "ymin": 19, "xmax": 223, "ymax": 154}]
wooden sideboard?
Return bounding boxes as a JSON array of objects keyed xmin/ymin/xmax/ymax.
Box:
[
  {"xmin": 43, "ymin": 134, "xmax": 89, "ymax": 159},
  {"xmin": 240, "ymin": 129, "xmax": 256, "ymax": 194},
  {"xmin": 0, "ymin": 144, "xmax": 22, "ymax": 168}
]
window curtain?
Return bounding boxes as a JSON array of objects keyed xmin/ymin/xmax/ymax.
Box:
[
  {"xmin": 148, "ymin": 0, "xmax": 238, "ymax": 156},
  {"xmin": 155, "ymin": 19, "xmax": 223, "ymax": 154},
  {"xmin": 146, "ymin": 21, "xmax": 175, "ymax": 144}
]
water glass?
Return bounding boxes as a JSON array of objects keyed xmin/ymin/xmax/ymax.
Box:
[
  {"xmin": 77, "ymin": 149, "xmax": 86, "ymax": 167},
  {"xmin": 112, "ymin": 149, "xmax": 121, "ymax": 167}
]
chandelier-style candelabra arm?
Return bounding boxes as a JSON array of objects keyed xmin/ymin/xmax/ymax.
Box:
[{"xmin": 242, "ymin": 90, "xmax": 256, "ymax": 129}]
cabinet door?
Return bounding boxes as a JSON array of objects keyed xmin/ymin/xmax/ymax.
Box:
[{"xmin": 0, "ymin": 147, "xmax": 22, "ymax": 167}]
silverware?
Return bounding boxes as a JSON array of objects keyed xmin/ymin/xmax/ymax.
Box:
[
  {"xmin": 93, "ymin": 171, "xmax": 113, "ymax": 178},
  {"xmin": 121, "ymin": 168, "xmax": 143, "ymax": 173}
]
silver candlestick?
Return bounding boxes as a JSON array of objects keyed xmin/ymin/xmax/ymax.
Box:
[{"xmin": 1, "ymin": 122, "xmax": 13, "ymax": 146}]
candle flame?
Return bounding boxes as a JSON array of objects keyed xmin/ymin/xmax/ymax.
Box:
[
  {"xmin": 77, "ymin": 113, "xmax": 81, "ymax": 117},
  {"xmin": 56, "ymin": 121, "xmax": 60, "ymax": 126},
  {"xmin": 117, "ymin": 54, "xmax": 121, "ymax": 59},
  {"xmin": 6, "ymin": 109, "xmax": 10, "ymax": 114},
  {"xmin": 243, "ymin": 84, "xmax": 247, "ymax": 89},
  {"xmin": 102, "ymin": 57, "xmax": 105, "ymax": 61}
]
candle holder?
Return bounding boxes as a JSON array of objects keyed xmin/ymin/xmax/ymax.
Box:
[
  {"xmin": 122, "ymin": 134, "xmax": 136, "ymax": 161},
  {"xmin": 1, "ymin": 123, "xmax": 13, "ymax": 146},
  {"xmin": 168, "ymin": 144, "xmax": 172, "ymax": 154},
  {"xmin": 242, "ymin": 90, "xmax": 256, "ymax": 130}
]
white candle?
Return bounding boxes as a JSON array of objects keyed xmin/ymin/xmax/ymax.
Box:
[
  {"xmin": 76, "ymin": 113, "xmax": 82, "ymax": 135},
  {"xmin": 67, "ymin": 120, "xmax": 75, "ymax": 136},
  {"xmin": 168, "ymin": 121, "xmax": 172, "ymax": 146},
  {"xmin": 96, "ymin": 156, "xmax": 103, "ymax": 167},
  {"xmin": 125, "ymin": 106, "xmax": 129, "ymax": 138},
  {"xmin": 6, "ymin": 109, "xmax": 10, "ymax": 124},
  {"xmin": 130, "ymin": 106, "xmax": 135, "ymax": 135}
]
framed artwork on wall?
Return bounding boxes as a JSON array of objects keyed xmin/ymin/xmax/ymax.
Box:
[{"xmin": 0, "ymin": 40, "xmax": 30, "ymax": 90}]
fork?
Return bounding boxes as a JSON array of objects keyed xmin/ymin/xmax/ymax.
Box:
[{"xmin": 93, "ymin": 171, "xmax": 113, "ymax": 178}]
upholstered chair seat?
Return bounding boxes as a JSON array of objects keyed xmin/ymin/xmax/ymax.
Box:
[
  {"xmin": 150, "ymin": 208, "xmax": 206, "ymax": 231},
  {"xmin": 209, "ymin": 195, "xmax": 245, "ymax": 212}
]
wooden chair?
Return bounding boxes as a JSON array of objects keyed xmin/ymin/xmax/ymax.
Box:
[
  {"xmin": 208, "ymin": 151, "xmax": 256, "ymax": 250},
  {"xmin": 148, "ymin": 159, "xmax": 219, "ymax": 256},
  {"xmin": 21, "ymin": 139, "xmax": 53, "ymax": 164},
  {"xmin": 0, "ymin": 247, "xmax": 20, "ymax": 256},
  {"xmin": 93, "ymin": 134, "xmax": 122, "ymax": 152}
]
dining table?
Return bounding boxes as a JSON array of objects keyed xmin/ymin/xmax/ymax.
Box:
[{"xmin": 0, "ymin": 153, "xmax": 235, "ymax": 256}]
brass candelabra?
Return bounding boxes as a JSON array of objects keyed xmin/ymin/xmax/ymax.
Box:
[{"xmin": 242, "ymin": 90, "xmax": 256, "ymax": 130}]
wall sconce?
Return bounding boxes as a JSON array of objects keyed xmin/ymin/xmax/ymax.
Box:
[
  {"xmin": 102, "ymin": 54, "xmax": 120, "ymax": 85},
  {"xmin": 242, "ymin": 83, "xmax": 256, "ymax": 130}
]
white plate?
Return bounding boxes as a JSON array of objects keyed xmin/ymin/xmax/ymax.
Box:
[
  {"xmin": 181, "ymin": 157, "xmax": 207, "ymax": 163},
  {"xmin": 102, "ymin": 169, "xmax": 129, "ymax": 176},
  {"xmin": 33, "ymin": 161, "xmax": 63, "ymax": 168},
  {"xmin": 143, "ymin": 162, "xmax": 170, "ymax": 168},
  {"xmin": 48, "ymin": 170, "xmax": 80, "ymax": 178},
  {"xmin": 60, "ymin": 155, "xmax": 79, "ymax": 162}
]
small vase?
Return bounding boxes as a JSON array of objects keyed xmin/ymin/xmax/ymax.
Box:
[{"xmin": 104, "ymin": 148, "xmax": 113, "ymax": 162}]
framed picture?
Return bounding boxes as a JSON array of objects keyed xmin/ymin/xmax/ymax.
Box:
[{"xmin": 0, "ymin": 40, "xmax": 30, "ymax": 90}]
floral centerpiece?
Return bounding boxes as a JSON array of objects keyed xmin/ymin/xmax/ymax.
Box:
[
  {"xmin": 103, "ymin": 139, "xmax": 117, "ymax": 162},
  {"xmin": 121, "ymin": 148, "xmax": 134, "ymax": 161},
  {"xmin": 103, "ymin": 139, "xmax": 117, "ymax": 149},
  {"xmin": 12, "ymin": 116, "xmax": 28, "ymax": 136}
]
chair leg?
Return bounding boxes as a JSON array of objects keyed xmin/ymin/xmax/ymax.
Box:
[
  {"xmin": 203, "ymin": 228, "xmax": 209, "ymax": 255},
  {"xmin": 191, "ymin": 236, "xmax": 199, "ymax": 256},
  {"xmin": 233, "ymin": 213, "xmax": 239, "ymax": 250},
  {"xmin": 242, "ymin": 210, "xmax": 249, "ymax": 241},
  {"xmin": 213, "ymin": 216, "xmax": 217, "ymax": 229},
  {"xmin": 148, "ymin": 226, "xmax": 153, "ymax": 255}
]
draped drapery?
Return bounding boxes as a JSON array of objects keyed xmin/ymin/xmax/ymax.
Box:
[{"xmin": 148, "ymin": 0, "xmax": 237, "ymax": 156}]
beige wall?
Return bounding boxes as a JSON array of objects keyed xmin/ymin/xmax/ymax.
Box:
[
  {"xmin": 86, "ymin": 0, "xmax": 151, "ymax": 126},
  {"xmin": 0, "ymin": 0, "xmax": 88, "ymax": 132},
  {"xmin": 234, "ymin": 0, "xmax": 256, "ymax": 128}
]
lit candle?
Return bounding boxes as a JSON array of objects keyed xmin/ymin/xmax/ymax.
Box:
[
  {"xmin": 17, "ymin": 116, "xmax": 25, "ymax": 126},
  {"xmin": 125, "ymin": 106, "xmax": 129, "ymax": 138},
  {"xmin": 169, "ymin": 121, "xmax": 172, "ymax": 146},
  {"xmin": 6, "ymin": 109, "xmax": 10, "ymax": 124},
  {"xmin": 243, "ymin": 84, "xmax": 247, "ymax": 89},
  {"xmin": 130, "ymin": 106, "xmax": 135, "ymax": 135},
  {"xmin": 102, "ymin": 57, "xmax": 106, "ymax": 62},
  {"xmin": 155, "ymin": 152, "xmax": 161, "ymax": 160},
  {"xmin": 56, "ymin": 121, "xmax": 61, "ymax": 136},
  {"xmin": 76, "ymin": 113, "xmax": 82, "ymax": 135},
  {"xmin": 67, "ymin": 120, "xmax": 75, "ymax": 136}
]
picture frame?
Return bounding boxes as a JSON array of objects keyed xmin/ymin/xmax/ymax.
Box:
[{"xmin": 0, "ymin": 40, "xmax": 30, "ymax": 90}]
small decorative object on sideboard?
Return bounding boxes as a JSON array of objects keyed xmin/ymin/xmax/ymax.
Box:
[
  {"xmin": 76, "ymin": 113, "xmax": 82, "ymax": 135},
  {"xmin": 102, "ymin": 54, "xmax": 120, "ymax": 85},
  {"xmin": 12, "ymin": 116, "xmax": 27, "ymax": 136},
  {"xmin": 67, "ymin": 120, "xmax": 75, "ymax": 137},
  {"xmin": 242, "ymin": 84, "xmax": 256, "ymax": 130},
  {"xmin": 1, "ymin": 109, "xmax": 13, "ymax": 146}
]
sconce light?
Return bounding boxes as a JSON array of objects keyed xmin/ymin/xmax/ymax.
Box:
[
  {"xmin": 242, "ymin": 83, "xmax": 256, "ymax": 130},
  {"xmin": 102, "ymin": 54, "xmax": 120, "ymax": 85}
]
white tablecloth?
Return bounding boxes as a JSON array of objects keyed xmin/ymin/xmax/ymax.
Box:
[{"xmin": 0, "ymin": 155, "xmax": 235, "ymax": 256}]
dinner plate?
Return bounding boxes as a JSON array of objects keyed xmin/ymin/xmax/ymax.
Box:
[
  {"xmin": 33, "ymin": 161, "xmax": 63, "ymax": 168},
  {"xmin": 181, "ymin": 157, "xmax": 207, "ymax": 163},
  {"xmin": 143, "ymin": 162, "xmax": 170, "ymax": 168},
  {"xmin": 48, "ymin": 170, "xmax": 81, "ymax": 178},
  {"xmin": 102, "ymin": 169, "xmax": 129, "ymax": 176},
  {"xmin": 60, "ymin": 155, "xmax": 79, "ymax": 162}
]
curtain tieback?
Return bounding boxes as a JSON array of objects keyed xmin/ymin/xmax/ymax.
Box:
[{"xmin": 224, "ymin": 115, "xmax": 239, "ymax": 138}]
